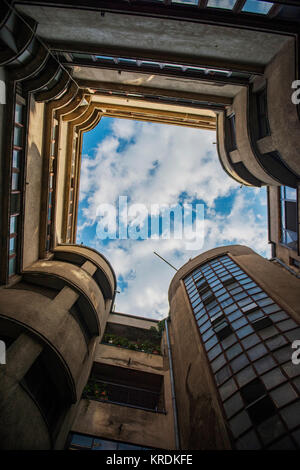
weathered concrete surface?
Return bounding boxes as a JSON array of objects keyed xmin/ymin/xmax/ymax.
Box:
[
  {"xmin": 17, "ymin": 6, "xmax": 290, "ymax": 67},
  {"xmin": 24, "ymin": 259, "xmax": 105, "ymax": 329},
  {"xmin": 0, "ymin": 334, "xmax": 51, "ymax": 449},
  {"xmin": 169, "ymin": 284, "xmax": 231, "ymax": 450},
  {"xmin": 95, "ymin": 344, "xmax": 163, "ymax": 375},
  {"xmin": 23, "ymin": 99, "xmax": 45, "ymax": 269},
  {"xmin": 54, "ymin": 244, "xmax": 116, "ymax": 298},
  {"xmin": 72, "ymin": 398, "xmax": 175, "ymax": 450}
]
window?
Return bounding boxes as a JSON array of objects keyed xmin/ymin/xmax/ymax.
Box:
[
  {"xmin": 242, "ymin": 0, "xmax": 273, "ymax": 15},
  {"xmin": 22, "ymin": 352, "xmax": 66, "ymax": 431},
  {"xmin": 226, "ymin": 114, "xmax": 237, "ymax": 152},
  {"xmin": 84, "ymin": 364, "xmax": 164, "ymax": 412},
  {"xmin": 213, "ymin": 317, "xmax": 233, "ymax": 341},
  {"xmin": 207, "ymin": 0, "xmax": 236, "ymax": 10},
  {"xmin": 280, "ymin": 186, "xmax": 298, "ymax": 250},
  {"xmin": 256, "ymin": 87, "xmax": 270, "ymax": 139},
  {"xmin": 9, "ymin": 96, "xmax": 26, "ymax": 277},
  {"xmin": 69, "ymin": 433, "xmax": 151, "ymax": 450},
  {"xmin": 184, "ymin": 254, "xmax": 300, "ymax": 449},
  {"xmin": 240, "ymin": 378, "xmax": 276, "ymax": 425}
]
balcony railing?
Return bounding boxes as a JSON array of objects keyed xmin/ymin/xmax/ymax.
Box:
[{"xmin": 82, "ymin": 379, "xmax": 165, "ymax": 413}]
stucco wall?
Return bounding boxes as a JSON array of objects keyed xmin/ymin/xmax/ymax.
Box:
[{"xmin": 23, "ymin": 98, "xmax": 45, "ymax": 269}]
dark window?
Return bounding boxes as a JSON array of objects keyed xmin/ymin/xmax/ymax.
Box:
[
  {"xmin": 22, "ymin": 352, "xmax": 65, "ymax": 431},
  {"xmin": 84, "ymin": 364, "xmax": 164, "ymax": 412},
  {"xmin": 241, "ymin": 378, "xmax": 276, "ymax": 425},
  {"xmin": 213, "ymin": 317, "xmax": 233, "ymax": 341},
  {"xmin": 280, "ymin": 186, "xmax": 298, "ymax": 250},
  {"xmin": 256, "ymin": 87, "xmax": 270, "ymax": 139},
  {"xmin": 252, "ymin": 316, "xmax": 273, "ymax": 331},
  {"xmin": 226, "ymin": 114, "xmax": 237, "ymax": 152},
  {"xmin": 247, "ymin": 396, "xmax": 276, "ymax": 425}
]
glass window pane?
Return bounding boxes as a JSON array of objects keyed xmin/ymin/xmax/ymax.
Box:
[
  {"xmin": 247, "ymin": 343, "xmax": 267, "ymax": 361},
  {"xmin": 12, "ymin": 172, "xmax": 19, "ymax": 191},
  {"xmin": 269, "ymin": 311, "xmax": 289, "ymax": 323},
  {"xmin": 236, "ymin": 429, "xmax": 261, "ymax": 450},
  {"xmin": 237, "ymin": 324, "xmax": 254, "ymax": 339},
  {"xmin": 282, "ymin": 361, "xmax": 300, "ymax": 379},
  {"xmin": 226, "ymin": 343, "xmax": 242, "ymax": 360},
  {"xmin": 236, "ymin": 365, "xmax": 256, "ymax": 387},
  {"xmin": 229, "ymin": 410, "xmax": 252, "ymax": 439},
  {"xmin": 12, "ymin": 150, "xmax": 21, "ymax": 169},
  {"xmin": 8, "ymin": 256, "xmax": 16, "ymax": 276},
  {"xmin": 254, "ymin": 355, "xmax": 276, "ymax": 375},
  {"xmin": 257, "ymin": 414, "xmax": 286, "ymax": 446},
  {"xmin": 277, "ymin": 319, "xmax": 298, "ymax": 332},
  {"xmin": 273, "ymin": 345, "xmax": 292, "ymax": 363},
  {"xmin": 221, "ymin": 333, "xmax": 237, "ymax": 350},
  {"xmin": 219, "ymin": 377, "xmax": 237, "ymax": 401},
  {"xmin": 9, "ymin": 237, "xmax": 16, "ymax": 255},
  {"xmin": 261, "ymin": 368, "xmax": 287, "ymax": 390},
  {"xmin": 93, "ymin": 439, "xmax": 117, "ymax": 450},
  {"xmin": 230, "ymin": 353, "xmax": 249, "ymax": 373},
  {"xmin": 15, "ymin": 103, "xmax": 23, "ymax": 124},
  {"xmin": 228, "ymin": 310, "xmax": 242, "ymax": 323},
  {"xmin": 280, "ymin": 401, "xmax": 300, "ymax": 430},
  {"xmin": 231, "ymin": 316, "xmax": 248, "ymax": 330},
  {"xmin": 266, "ymin": 335, "xmax": 287, "ymax": 352},
  {"xmin": 223, "ymin": 392, "xmax": 244, "ymax": 419},
  {"xmin": 215, "ymin": 364, "xmax": 232, "ymax": 385},
  {"xmin": 241, "ymin": 333, "xmax": 260, "ymax": 350},
  {"xmin": 71, "ymin": 433, "xmax": 93, "ymax": 448},
  {"xmin": 271, "ymin": 382, "xmax": 297, "ymax": 408},
  {"xmin": 207, "ymin": 343, "xmax": 222, "ymax": 361},
  {"xmin": 211, "ymin": 353, "xmax": 226, "ymax": 372},
  {"xmin": 13, "ymin": 125, "xmax": 22, "ymax": 147},
  {"xmin": 268, "ymin": 436, "xmax": 296, "ymax": 450},
  {"xmin": 242, "ymin": 0, "xmax": 273, "ymax": 15},
  {"xmin": 10, "ymin": 216, "xmax": 18, "ymax": 234}
]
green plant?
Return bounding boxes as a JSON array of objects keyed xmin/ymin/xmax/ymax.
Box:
[
  {"xmin": 102, "ymin": 332, "xmax": 161, "ymax": 355},
  {"xmin": 82, "ymin": 380, "xmax": 109, "ymax": 400}
]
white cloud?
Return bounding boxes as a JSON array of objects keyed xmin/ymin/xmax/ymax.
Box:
[{"xmin": 78, "ymin": 118, "xmax": 269, "ymax": 319}]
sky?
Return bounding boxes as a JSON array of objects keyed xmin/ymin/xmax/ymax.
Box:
[{"xmin": 77, "ymin": 116, "xmax": 270, "ymax": 320}]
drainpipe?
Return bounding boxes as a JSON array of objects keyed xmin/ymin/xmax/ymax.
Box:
[
  {"xmin": 270, "ymin": 257, "xmax": 300, "ymax": 279},
  {"xmin": 164, "ymin": 318, "xmax": 180, "ymax": 450}
]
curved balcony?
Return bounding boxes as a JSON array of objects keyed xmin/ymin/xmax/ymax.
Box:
[
  {"xmin": 53, "ymin": 244, "xmax": 116, "ymax": 301},
  {"xmin": 23, "ymin": 259, "xmax": 106, "ymax": 334}
]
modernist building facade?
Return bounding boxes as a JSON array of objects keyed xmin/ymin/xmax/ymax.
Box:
[
  {"xmin": 0, "ymin": 0, "xmax": 300, "ymax": 451},
  {"xmin": 168, "ymin": 245, "xmax": 300, "ymax": 450}
]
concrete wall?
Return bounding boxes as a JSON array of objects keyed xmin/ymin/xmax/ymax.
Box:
[
  {"xmin": 0, "ymin": 245, "xmax": 116, "ymax": 449},
  {"xmin": 72, "ymin": 398, "xmax": 175, "ymax": 450},
  {"xmin": 168, "ymin": 281, "xmax": 231, "ymax": 450},
  {"xmin": 95, "ymin": 344, "xmax": 163, "ymax": 375},
  {"xmin": 256, "ymin": 39, "xmax": 300, "ymax": 177},
  {"xmin": 55, "ymin": 119, "xmax": 68, "ymax": 244},
  {"xmin": 23, "ymin": 97, "xmax": 45, "ymax": 269},
  {"xmin": 71, "ymin": 314, "xmax": 175, "ymax": 450}
]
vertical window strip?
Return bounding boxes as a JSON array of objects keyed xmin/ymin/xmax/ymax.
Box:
[
  {"xmin": 184, "ymin": 255, "xmax": 300, "ymax": 449},
  {"xmin": 46, "ymin": 122, "xmax": 58, "ymax": 252},
  {"xmin": 9, "ymin": 96, "xmax": 25, "ymax": 277}
]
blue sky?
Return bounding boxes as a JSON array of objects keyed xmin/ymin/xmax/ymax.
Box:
[{"xmin": 77, "ymin": 117, "xmax": 269, "ymax": 319}]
